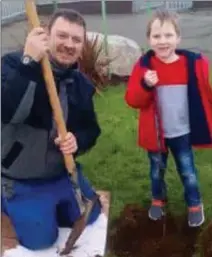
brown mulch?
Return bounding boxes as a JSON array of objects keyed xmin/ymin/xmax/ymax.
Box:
[
  {"xmin": 108, "ymin": 204, "xmax": 205, "ymax": 257},
  {"xmin": 201, "ymin": 221, "xmax": 212, "ymax": 257}
]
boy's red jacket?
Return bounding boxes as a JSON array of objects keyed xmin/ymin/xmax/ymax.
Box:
[{"xmin": 125, "ymin": 50, "xmax": 212, "ymax": 152}]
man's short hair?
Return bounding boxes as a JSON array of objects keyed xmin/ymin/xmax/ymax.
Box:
[{"xmin": 48, "ymin": 9, "xmax": 86, "ymax": 30}]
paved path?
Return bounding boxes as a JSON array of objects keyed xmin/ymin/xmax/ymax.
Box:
[{"xmin": 2, "ymin": 10, "xmax": 212, "ymax": 61}]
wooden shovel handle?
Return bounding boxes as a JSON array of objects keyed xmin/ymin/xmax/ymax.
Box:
[{"xmin": 25, "ymin": 0, "xmax": 75, "ymax": 174}]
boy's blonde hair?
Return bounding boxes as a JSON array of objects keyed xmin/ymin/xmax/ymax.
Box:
[{"xmin": 146, "ymin": 9, "xmax": 181, "ymax": 37}]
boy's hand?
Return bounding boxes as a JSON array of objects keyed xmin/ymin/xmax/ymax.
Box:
[
  {"xmin": 23, "ymin": 27, "xmax": 49, "ymax": 62},
  {"xmin": 144, "ymin": 70, "xmax": 159, "ymax": 87},
  {"xmin": 54, "ymin": 132, "xmax": 78, "ymax": 155}
]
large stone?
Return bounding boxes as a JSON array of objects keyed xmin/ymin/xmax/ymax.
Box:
[{"xmin": 86, "ymin": 32, "xmax": 142, "ymax": 76}]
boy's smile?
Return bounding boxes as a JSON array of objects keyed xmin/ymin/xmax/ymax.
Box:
[{"xmin": 149, "ymin": 19, "xmax": 181, "ymax": 63}]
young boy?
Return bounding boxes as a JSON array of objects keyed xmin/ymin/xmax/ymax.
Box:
[{"xmin": 125, "ymin": 9, "xmax": 212, "ymax": 227}]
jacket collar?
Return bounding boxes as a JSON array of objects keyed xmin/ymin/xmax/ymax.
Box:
[{"xmin": 140, "ymin": 49, "xmax": 202, "ymax": 68}]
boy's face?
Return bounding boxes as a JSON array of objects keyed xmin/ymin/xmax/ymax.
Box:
[
  {"xmin": 148, "ymin": 19, "xmax": 181, "ymax": 61},
  {"xmin": 48, "ymin": 17, "xmax": 85, "ymax": 67}
]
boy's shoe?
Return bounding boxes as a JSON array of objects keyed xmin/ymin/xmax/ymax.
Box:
[
  {"xmin": 148, "ymin": 199, "xmax": 165, "ymax": 221},
  {"xmin": 188, "ymin": 204, "xmax": 205, "ymax": 227}
]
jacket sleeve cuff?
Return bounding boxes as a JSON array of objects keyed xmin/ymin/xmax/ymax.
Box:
[
  {"xmin": 18, "ymin": 59, "xmax": 41, "ymax": 81},
  {"xmin": 140, "ymin": 78, "xmax": 154, "ymax": 91}
]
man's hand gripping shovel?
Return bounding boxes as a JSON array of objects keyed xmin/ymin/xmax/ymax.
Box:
[{"xmin": 25, "ymin": 1, "xmax": 99, "ymax": 255}]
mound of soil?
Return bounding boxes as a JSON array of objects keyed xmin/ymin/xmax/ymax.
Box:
[
  {"xmin": 200, "ymin": 221, "xmax": 212, "ymax": 257},
  {"xmin": 109, "ymin": 204, "xmax": 202, "ymax": 257}
]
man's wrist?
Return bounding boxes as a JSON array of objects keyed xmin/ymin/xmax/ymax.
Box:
[
  {"xmin": 19, "ymin": 53, "xmax": 41, "ymax": 80},
  {"xmin": 21, "ymin": 54, "xmax": 38, "ymax": 65}
]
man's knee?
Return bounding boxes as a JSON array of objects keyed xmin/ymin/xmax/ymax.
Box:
[
  {"xmin": 9, "ymin": 211, "xmax": 58, "ymax": 250},
  {"xmin": 18, "ymin": 225, "xmax": 58, "ymax": 250},
  {"xmin": 21, "ymin": 234, "xmax": 57, "ymax": 250}
]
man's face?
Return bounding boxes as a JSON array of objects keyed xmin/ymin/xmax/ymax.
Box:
[
  {"xmin": 48, "ymin": 17, "xmax": 85, "ymax": 66},
  {"xmin": 148, "ymin": 19, "xmax": 181, "ymax": 61}
]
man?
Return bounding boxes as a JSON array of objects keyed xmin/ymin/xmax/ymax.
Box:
[{"xmin": 2, "ymin": 9, "xmax": 101, "ymax": 250}]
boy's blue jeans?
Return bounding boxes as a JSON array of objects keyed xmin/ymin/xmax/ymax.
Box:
[
  {"xmin": 148, "ymin": 134, "xmax": 202, "ymax": 207},
  {"xmin": 1, "ymin": 164, "xmax": 101, "ymax": 250}
]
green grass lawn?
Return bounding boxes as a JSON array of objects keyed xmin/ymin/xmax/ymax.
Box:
[{"xmin": 79, "ymin": 85, "xmax": 212, "ymax": 225}]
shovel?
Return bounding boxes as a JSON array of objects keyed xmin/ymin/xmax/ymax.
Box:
[{"xmin": 24, "ymin": 0, "xmax": 99, "ymax": 254}]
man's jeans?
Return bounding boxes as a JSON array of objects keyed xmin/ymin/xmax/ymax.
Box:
[
  {"xmin": 148, "ymin": 134, "xmax": 202, "ymax": 207},
  {"xmin": 1, "ymin": 164, "xmax": 101, "ymax": 250}
]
